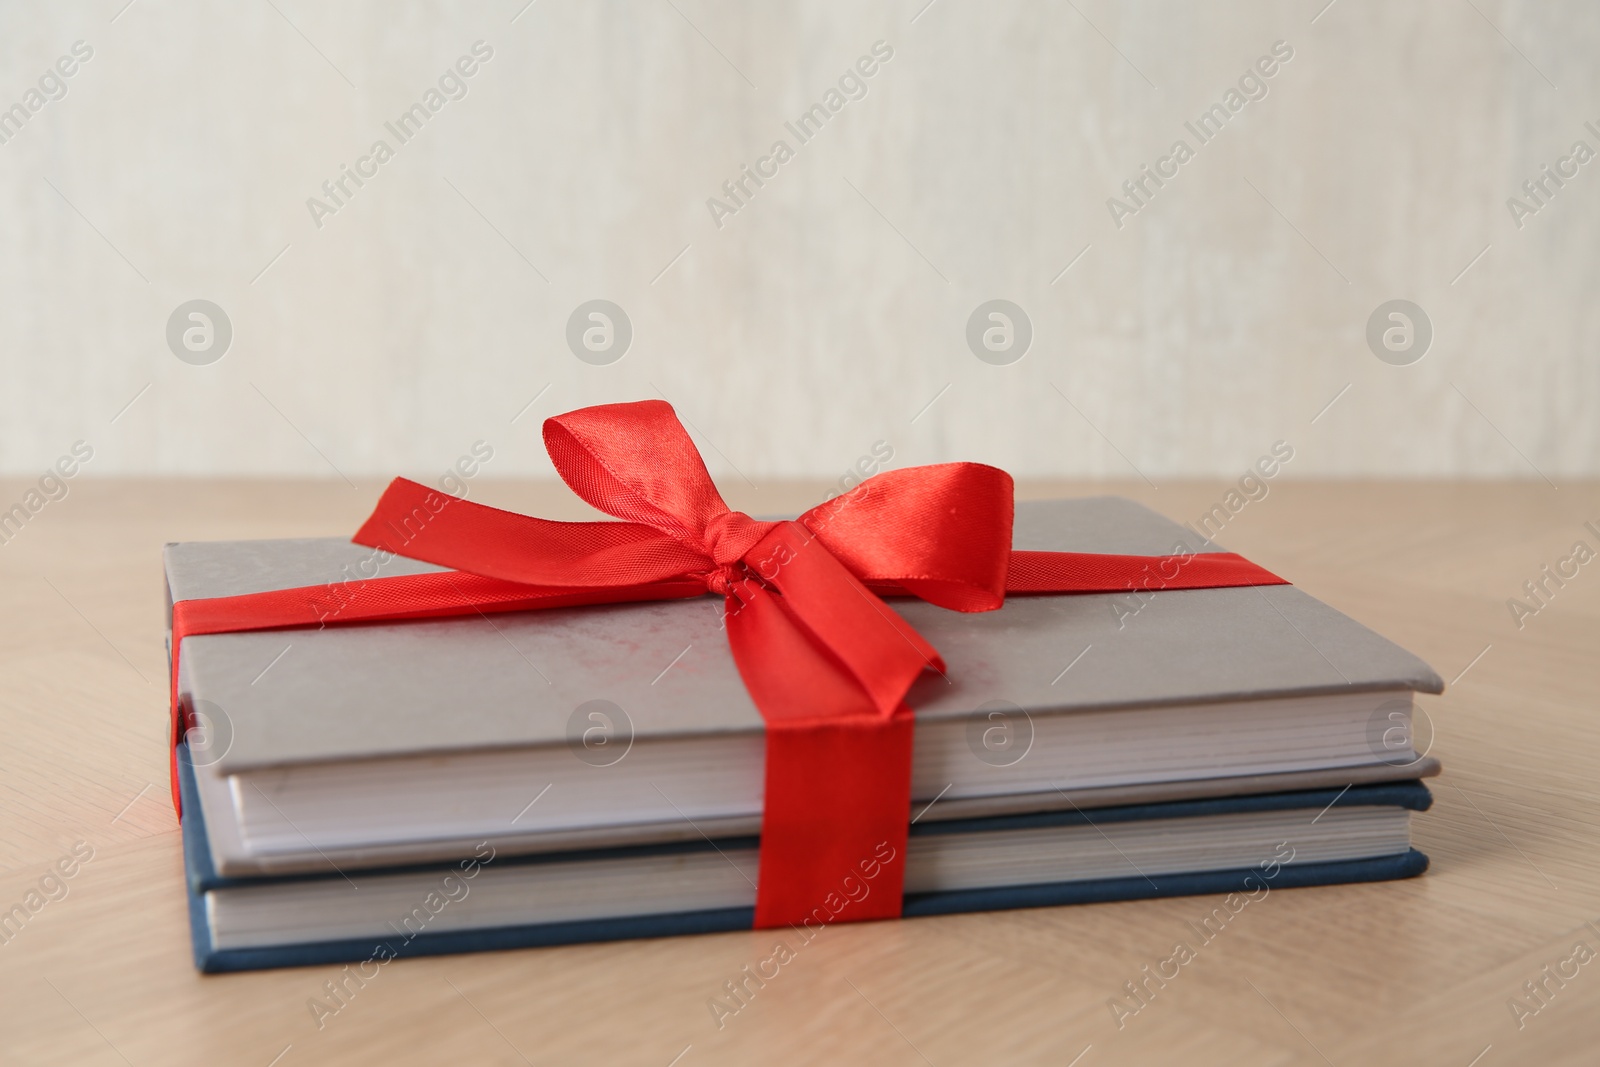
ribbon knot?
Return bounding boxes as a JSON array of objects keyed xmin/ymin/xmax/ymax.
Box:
[
  {"xmin": 702, "ymin": 561, "xmax": 746, "ymax": 596},
  {"xmin": 700, "ymin": 508, "xmax": 770, "ymax": 567}
]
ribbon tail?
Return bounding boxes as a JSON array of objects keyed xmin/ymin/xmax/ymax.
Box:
[
  {"xmin": 759, "ymin": 713, "xmax": 913, "ymax": 929},
  {"xmin": 748, "ymin": 522, "xmax": 941, "ymax": 717},
  {"xmin": 724, "ymin": 582, "xmax": 913, "ymax": 927}
]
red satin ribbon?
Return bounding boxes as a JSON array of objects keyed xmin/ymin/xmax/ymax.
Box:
[{"xmin": 167, "ymin": 400, "xmax": 1286, "ymax": 928}]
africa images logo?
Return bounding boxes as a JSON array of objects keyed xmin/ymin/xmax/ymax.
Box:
[
  {"xmin": 1365, "ymin": 299, "xmax": 1432, "ymax": 366},
  {"xmin": 565, "ymin": 300, "xmax": 632, "ymax": 365},
  {"xmin": 166, "ymin": 300, "xmax": 232, "ymax": 365},
  {"xmin": 705, "ymin": 40, "xmax": 895, "ymax": 229},
  {"xmin": 305, "ymin": 41, "xmax": 495, "ymax": 229},
  {"xmin": 0, "ymin": 40, "xmax": 93, "ymax": 148},
  {"xmin": 966, "ymin": 300, "xmax": 1032, "ymax": 365}
]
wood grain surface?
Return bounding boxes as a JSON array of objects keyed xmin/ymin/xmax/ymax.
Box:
[{"xmin": 1, "ymin": 478, "xmax": 1597, "ymax": 1066}]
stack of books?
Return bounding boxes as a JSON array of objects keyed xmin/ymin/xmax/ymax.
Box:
[{"xmin": 166, "ymin": 496, "xmax": 1441, "ymax": 972}]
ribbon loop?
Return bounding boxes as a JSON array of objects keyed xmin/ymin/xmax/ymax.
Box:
[
  {"xmin": 543, "ymin": 400, "xmax": 736, "ymax": 549},
  {"xmin": 800, "ymin": 463, "xmax": 1016, "ymax": 612}
]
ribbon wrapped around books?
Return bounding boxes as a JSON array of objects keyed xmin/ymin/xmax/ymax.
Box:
[{"xmin": 168, "ymin": 400, "xmax": 1286, "ymax": 928}]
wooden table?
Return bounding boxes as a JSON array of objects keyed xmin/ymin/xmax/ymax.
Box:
[{"xmin": 2, "ymin": 479, "xmax": 1597, "ymax": 1066}]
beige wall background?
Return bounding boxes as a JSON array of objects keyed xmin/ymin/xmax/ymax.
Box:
[{"xmin": 0, "ymin": 0, "xmax": 1594, "ymax": 484}]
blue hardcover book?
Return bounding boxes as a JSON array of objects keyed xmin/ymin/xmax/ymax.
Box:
[{"xmin": 178, "ymin": 745, "xmax": 1430, "ymax": 973}]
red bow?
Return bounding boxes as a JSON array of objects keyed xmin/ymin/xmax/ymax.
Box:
[{"xmin": 168, "ymin": 400, "xmax": 1284, "ymax": 928}]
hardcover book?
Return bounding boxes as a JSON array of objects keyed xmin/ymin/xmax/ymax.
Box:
[
  {"xmin": 177, "ymin": 744, "xmax": 1433, "ymax": 973},
  {"xmin": 164, "ymin": 495, "xmax": 1443, "ymax": 969}
]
